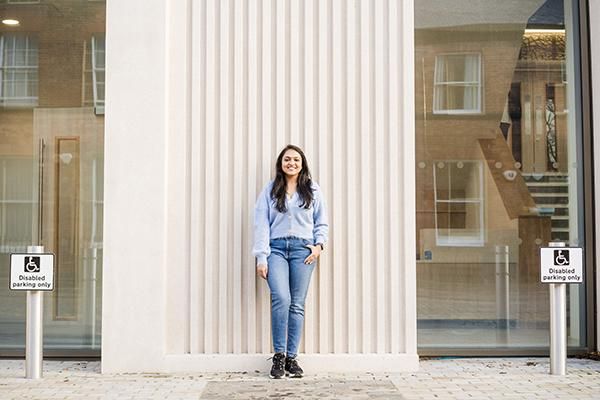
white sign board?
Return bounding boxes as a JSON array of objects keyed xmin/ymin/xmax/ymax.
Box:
[
  {"xmin": 540, "ymin": 247, "xmax": 583, "ymax": 284},
  {"xmin": 9, "ymin": 253, "xmax": 55, "ymax": 291}
]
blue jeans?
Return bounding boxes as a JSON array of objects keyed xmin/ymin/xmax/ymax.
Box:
[{"xmin": 267, "ymin": 237, "xmax": 315, "ymax": 358}]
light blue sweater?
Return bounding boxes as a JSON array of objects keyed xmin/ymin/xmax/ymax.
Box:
[{"xmin": 253, "ymin": 181, "xmax": 329, "ymax": 265}]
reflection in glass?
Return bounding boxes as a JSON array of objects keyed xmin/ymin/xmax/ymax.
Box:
[
  {"xmin": 434, "ymin": 161, "xmax": 484, "ymax": 246},
  {"xmin": 434, "ymin": 54, "xmax": 482, "ymax": 114},
  {"xmin": 0, "ymin": 34, "xmax": 39, "ymax": 107},
  {"xmin": 416, "ymin": 0, "xmax": 585, "ymax": 350},
  {"xmin": 0, "ymin": 1, "xmax": 105, "ymax": 354}
]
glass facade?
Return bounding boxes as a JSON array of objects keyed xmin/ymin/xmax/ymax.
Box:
[
  {"xmin": 0, "ymin": 0, "xmax": 592, "ymax": 357},
  {"xmin": 0, "ymin": 0, "xmax": 105, "ymax": 355},
  {"xmin": 415, "ymin": 0, "xmax": 588, "ymax": 350}
]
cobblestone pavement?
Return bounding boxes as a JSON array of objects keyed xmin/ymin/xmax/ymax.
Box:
[{"xmin": 0, "ymin": 357, "xmax": 599, "ymax": 399}]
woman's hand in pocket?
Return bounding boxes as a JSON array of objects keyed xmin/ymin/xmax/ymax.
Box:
[
  {"xmin": 256, "ymin": 263, "xmax": 268, "ymax": 279},
  {"xmin": 304, "ymin": 245, "xmax": 321, "ymax": 265}
]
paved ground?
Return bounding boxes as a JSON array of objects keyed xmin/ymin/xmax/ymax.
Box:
[{"xmin": 0, "ymin": 357, "xmax": 599, "ymax": 399}]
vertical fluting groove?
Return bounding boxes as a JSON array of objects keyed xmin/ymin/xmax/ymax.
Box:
[
  {"xmin": 179, "ymin": 0, "xmax": 192, "ymax": 355},
  {"xmin": 326, "ymin": 0, "xmax": 335, "ymax": 353},
  {"xmin": 301, "ymin": 0, "xmax": 314, "ymax": 354},
  {"xmin": 290, "ymin": 0, "xmax": 304, "ymax": 149},
  {"xmin": 359, "ymin": 0, "xmax": 372, "ymax": 353},
  {"xmin": 368, "ymin": 0, "xmax": 377, "ymax": 353},
  {"xmin": 374, "ymin": 0, "xmax": 386, "ymax": 354},
  {"xmin": 317, "ymin": 0, "xmax": 330, "ymax": 353},
  {"xmin": 290, "ymin": 0, "xmax": 299, "ymax": 147},
  {"xmin": 242, "ymin": 0, "xmax": 252, "ymax": 355},
  {"xmin": 217, "ymin": 0, "xmax": 229, "ymax": 354},
  {"xmin": 388, "ymin": 0, "xmax": 400, "ymax": 354},
  {"xmin": 227, "ymin": 0, "xmax": 236, "ymax": 354},
  {"xmin": 276, "ymin": 0, "xmax": 286, "ymax": 150},
  {"xmin": 270, "ymin": 0, "xmax": 278, "ymax": 161},
  {"xmin": 339, "ymin": 0, "xmax": 349, "ymax": 354},
  {"xmin": 331, "ymin": 0, "xmax": 346, "ymax": 353},
  {"xmin": 346, "ymin": 0, "xmax": 358, "ymax": 354},
  {"xmin": 189, "ymin": 0, "xmax": 203, "ymax": 354},
  {"xmin": 214, "ymin": 0, "xmax": 222, "ymax": 354},
  {"xmin": 382, "ymin": 0, "xmax": 391, "ymax": 353},
  {"xmin": 354, "ymin": 0, "xmax": 363, "ymax": 354},
  {"xmin": 232, "ymin": 0, "xmax": 245, "ymax": 354},
  {"xmin": 239, "ymin": 0, "xmax": 248, "ymax": 354},
  {"xmin": 314, "ymin": 0, "xmax": 321, "ymax": 353},
  {"xmin": 298, "ymin": 0, "xmax": 306, "ymax": 149},
  {"xmin": 202, "ymin": 0, "xmax": 217, "ymax": 354},
  {"xmin": 312, "ymin": 0, "xmax": 321, "ymax": 184},
  {"xmin": 199, "ymin": 0, "xmax": 208, "ymax": 354},
  {"xmin": 285, "ymin": 0, "xmax": 291, "ymax": 146},
  {"xmin": 246, "ymin": 0, "xmax": 260, "ymax": 354},
  {"xmin": 302, "ymin": 0, "xmax": 313, "ymax": 156}
]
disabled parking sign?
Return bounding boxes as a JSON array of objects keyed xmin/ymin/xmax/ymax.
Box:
[
  {"xmin": 9, "ymin": 253, "xmax": 55, "ymax": 291},
  {"xmin": 540, "ymin": 247, "xmax": 583, "ymax": 284}
]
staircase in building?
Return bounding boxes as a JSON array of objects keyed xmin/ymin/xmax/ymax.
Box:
[{"xmin": 522, "ymin": 172, "xmax": 570, "ymax": 242}]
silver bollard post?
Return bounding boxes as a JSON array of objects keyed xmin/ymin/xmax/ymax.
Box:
[
  {"xmin": 495, "ymin": 245, "xmax": 510, "ymax": 344},
  {"xmin": 26, "ymin": 245, "xmax": 44, "ymax": 379},
  {"xmin": 549, "ymin": 241, "xmax": 566, "ymax": 375}
]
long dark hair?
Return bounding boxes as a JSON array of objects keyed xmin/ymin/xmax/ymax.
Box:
[{"xmin": 271, "ymin": 144, "xmax": 314, "ymax": 213}]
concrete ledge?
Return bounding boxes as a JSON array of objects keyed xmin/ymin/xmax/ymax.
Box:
[{"xmin": 164, "ymin": 354, "xmax": 419, "ymax": 373}]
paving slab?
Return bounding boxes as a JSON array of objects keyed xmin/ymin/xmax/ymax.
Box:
[
  {"xmin": 0, "ymin": 357, "xmax": 599, "ymax": 399},
  {"xmin": 200, "ymin": 380, "xmax": 404, "ymax": 400}
]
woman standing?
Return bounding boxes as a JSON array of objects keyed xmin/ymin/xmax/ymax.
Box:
[{"xmin": 253, "ymin": 144, "xmax": 328, "ymax": 379}]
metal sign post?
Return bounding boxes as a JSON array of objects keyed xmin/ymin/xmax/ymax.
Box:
[
  {"xmin": 540, "ymin": 242, "xmax": 584, "ymax": 376},
  {"xmin": 26, "ymin": 245, "xmax": 44, "ymax": 379},
  {"xmin": 9, "ymin": 247, "xmax": 54, "ymax": 379},
  {"xmin": 548, "ymin": 242, "xmax": 566, "ymax": 375}
]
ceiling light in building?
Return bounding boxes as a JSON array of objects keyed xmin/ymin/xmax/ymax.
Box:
[{"xmin": 2, "ymin": 19, "xmax": 20, "ymax": 26}]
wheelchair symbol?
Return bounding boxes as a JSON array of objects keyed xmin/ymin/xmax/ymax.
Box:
[
  {"xmin": 24, "ymin": 256, "xmax": 41, "ymax": 272},
  {"xmin": 554, "ymin": 250, "xmax": 569, "ymax": 266}
]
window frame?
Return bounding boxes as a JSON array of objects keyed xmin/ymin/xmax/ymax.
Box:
[
  {"xmin": 433, "ymin": 52, "xmax": 483, "ymax": 115},
  {"xmin": 0, "ymin": 156, "xmax": 36, "ymax": 254},
  {"xmin": 0, "ymin": 34, "xmax": 39, "ymax": 107},
  {"xmin": 91, "ymin": 35, "xmax": 105, "ymax": 114},
  {"xmin": 433, "ymin": 160, "xmax": 485, "ymax": 247}
]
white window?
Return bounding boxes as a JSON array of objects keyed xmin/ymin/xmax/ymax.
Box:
[
  {"xmin": 83, "ymin": 35, "xmax": 105, "ymax": 114},
  {"xmin": 433, "ymin": 161, "xmax": 484, "ymax": 246},
  {"xmin": 0, "ymin": 34, "xmax": 39, "ymax": 107},
  {"xmin": 433, "ymin": 53, "xmax": 482, "ymax": 114},
  {"xmin": 91, "ymin": 35, "xmax": 105, "ymax": 113},
  {"xmin": 0, "ymin": 157, "xmax": 35, "ymax": 253}
]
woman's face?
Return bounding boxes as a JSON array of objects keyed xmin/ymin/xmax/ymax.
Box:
[{"xmin": 281, "ymin": 149, "xmax": 303, "ymax": 178}]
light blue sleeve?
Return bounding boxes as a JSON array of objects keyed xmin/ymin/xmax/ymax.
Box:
[
  {"xmin": 253, "ymin": 184, "xmax": 272, "ymax": 265},
  {"xmin": 312, "ymin": 184, "xmax": 329, "ymax": 245}
]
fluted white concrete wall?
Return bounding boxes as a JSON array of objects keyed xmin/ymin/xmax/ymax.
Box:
[{"xmin": 103, "ymin": 0, "xmax": 417, "ymax": 373}]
